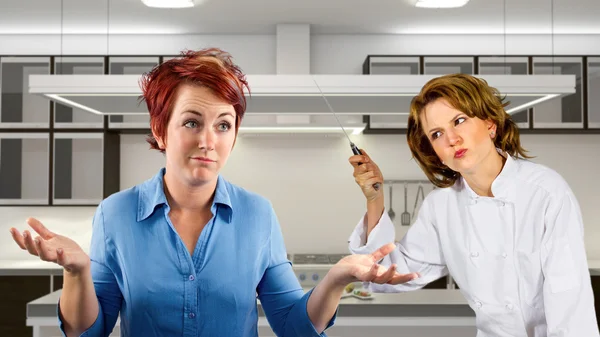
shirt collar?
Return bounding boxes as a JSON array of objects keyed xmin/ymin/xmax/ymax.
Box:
[
  {"xmin": 137, "ymin": 168, "xmax": 233, "ymax": 222},
  {"xmin": 460, "ymin": 148, "xmax": 518, "ymax": 204}
]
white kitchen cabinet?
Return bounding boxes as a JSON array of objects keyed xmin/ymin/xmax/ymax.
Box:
[
  {"xmin": 52, "ymin": 133, "xmax": 103, "ymax": 205},
  {"xmin": 107, "ymin": 57, "xmax": 159, "ymax": 129},
  {"xmin": 588, "ymin": 57, "xmax": 600, "ymax": 129},
  {"xmin": 0, "ymin": 57, "xmax": 51, "ymax": 128},
  {"xmin": 424, "ymin": 56, "xmax": 474, "ymax": 75},
  {"xmin": 532, "ymin": 57, "xmax": 584, "ymax": 129},
  {"xmin": 478, "ymin": 56, "xmax": 530, "ymax": 128},
  {"xmin": 53, "ymin": 57, "xmax": 104, "ymax": 129},
  {"xmin": 365, "ymin": 57, "xmax": 421, "ymax": 129},
  {"xmin": 368, "ymin": 56, "xmax": 420, "ymax": 75},
  {"xmin": 0, "ymin": 133, "xmax": 49, "ymax": 205}
]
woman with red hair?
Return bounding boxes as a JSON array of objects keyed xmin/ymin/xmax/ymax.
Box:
[{"xmin": 10, "ymin": 48, "xmax": 417, "ymax": 337}]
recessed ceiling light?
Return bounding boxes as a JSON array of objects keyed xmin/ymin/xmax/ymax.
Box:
[
  {"xmin": 415, "ymin": 0, "xmax": 470, "ymax": 8},
  {"xmin": 141, "ymin": 0, "xmax": 195, "ymax": 8}
]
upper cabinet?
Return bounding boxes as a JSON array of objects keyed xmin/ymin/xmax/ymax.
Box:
[
  {"xmin": 368, "ymin": 56, "xmax": 420, "ymax": 75},
  {"xmin": 478, "ymin": 57, "xmax": 530, "ymax": 128},
  {"xmin": 362, "ymin": 55, "xmax": 597, "ymax": 133},
  {"xmin": 532, "ymin": 57, "xmax": 584, "ymax": 129},
  {"xmin": 424, "ymin": 57, "xmax": 474, "ymax": 75},
  {"xmin": 108, "ymin": 57, "xmax": 159, "ymax": 129},
  {"xmin": 0, "ymin": 133, "xmax": 49, "ymax": 205},
  {"xmin": 588, "ymin": 57, "xmax": 600, "ymax": 129},
  {"xmin": 0, "ymin": 57, "xmax": 51, "ymax": 128},
  {"xmin": 366, "ymin": 57, "xmax": 421, "ymax": 129},
  {"xmin": 54, "ymin": 57, "xmax": 105, "ymax": 129},
  {"xmin": 52, "ymin": 133, "xmax": 104, "ymax": 205}
]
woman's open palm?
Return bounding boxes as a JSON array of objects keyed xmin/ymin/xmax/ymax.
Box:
[
  {"xmin": 10, "ymin": 218, "xmax": 90, "ymax": 274},
  {"xmin": 337, "ymin": 243, "xmax": 419, "ymax": 285}
]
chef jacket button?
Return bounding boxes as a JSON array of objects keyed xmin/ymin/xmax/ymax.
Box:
[
  {"xmin": 506, "ymin": 303, "xmax": 514, "ymax": 310},
  {"xmin": 501, "ymin": 252, "xmax": 507, "ymax": 258},
  {"xmin": 475, "ymin": 301, "xmax": 482, "ymax": 308},
  {"xmin": 470, "ymin": 251, "xmax": 479, "ymax": 257}
]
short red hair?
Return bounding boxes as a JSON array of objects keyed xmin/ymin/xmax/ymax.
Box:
[{"xmin": 139, "ymin": 48, "xmax": 249, "ymax": 152}]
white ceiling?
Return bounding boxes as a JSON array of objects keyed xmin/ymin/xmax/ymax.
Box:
[{"xmin": 0, "ymin": 0, "xmax": 599, "ymax": 35}]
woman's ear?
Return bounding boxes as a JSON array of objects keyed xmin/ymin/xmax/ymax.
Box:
[
  {"xmin": 486, "ymin": 120, "xmax": 497, "ymax": 138},
  {"xmin": 152, "ymin": 126, "xmax": 166, "ymax": 150}
]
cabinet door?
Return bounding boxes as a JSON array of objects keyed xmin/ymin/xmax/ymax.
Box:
[
  {"xmin": 53, "ymin": 57, "xmax": 105, "ymax": 129},
  {"xmin": 424, "ymin": 57, "xmax": 474, "ymax": 75},
  {"xmin": 0, "ymin": 57, "xmax": 51, "ymax": 128},
  {"xmin": 108, "ymin": 57, "xmax": 159, "ymax": 129},
  {"xmin": 369, "ymin": 56, "xmax": 420, "ymax": 75},
  {"xmin": 478, "ymin": 57, "xmax": 530, "ymax": 128},
  {"xmin": 367, "ymin": 57, "xmax": 420, "ymax": 130},
  {"xmin": 532, "ymin": 57, "xmax": 584, "ymax": 129},
  {"xmin": 52, "ymin": 133, "xmax": 103, "ymax": 205},
  {"xmin": 588, "ymin": 57, "xmax": 600, "ymax": 129},
  {"xmin": 0, "ymin": 133, "xmax": 49, "ymax": 205}
]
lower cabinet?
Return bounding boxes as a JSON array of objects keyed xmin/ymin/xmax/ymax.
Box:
[{"xmin": 0, "ymin": 276, "xmax": 56, "ymax": 337}]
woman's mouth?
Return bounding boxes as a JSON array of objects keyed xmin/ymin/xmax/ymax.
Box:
[{"xmin": 454, "ymin": 149, "xmax": 467, "ymax": 159}]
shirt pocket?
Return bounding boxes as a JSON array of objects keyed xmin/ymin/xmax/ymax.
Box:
[{"xmin": 541, "ymin": 237, "xmax": 580, "ymax": 294}]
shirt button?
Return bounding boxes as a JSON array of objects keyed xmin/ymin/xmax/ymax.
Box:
[
  {"xmin": 189, "ymin": 275, "xmax": 195, "ymax": 281},
  {"xmin": 502, "ymin": 252, "xmax": 507, "ymax": 258},
  {"xmin": 470, "ymin": 251, "xmax": 479, "ymax": 257},
  {"xmin": 506, "ymin": 303, "xmax": 514, "ymax": 310},
  {"xmin": 475, "ymin": 301, "xmax": 482, "ymax": 308},
  {"xmin": 188, "ymin": 312, "xmax": 195, "ymax": 319}
]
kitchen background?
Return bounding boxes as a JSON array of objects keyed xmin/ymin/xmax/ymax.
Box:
[{"xmin": 1, "ymin": 0, "xmax": 600, "ymax": 336}]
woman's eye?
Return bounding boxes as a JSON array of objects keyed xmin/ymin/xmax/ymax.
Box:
[
  {"xmin": 455, "ymin": 117, "xmax": 466, "ymax": 125},
  {"xmin": 218, "ymin": 122, "xmax": 231, "ymax": 131},
  {"xmin": 431, "ymin": 131, "xmax": 441, "ymax": 140},
  {"xmin": 184, "ymin": 120, "xmax": 198, "ymax": 128}
]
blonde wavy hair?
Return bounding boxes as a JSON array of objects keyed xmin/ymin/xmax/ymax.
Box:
[{"xmin": 407, "ymin": 73, "xmax": 532, "ymax": 188}]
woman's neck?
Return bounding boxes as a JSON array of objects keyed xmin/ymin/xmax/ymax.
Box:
[
  {"xmin": 462, "ymin": 150, "xmax": 506, "ymax": 197},
  {"xmin": 163, "ymin": 172, "xmax": 217, "ymax": 213}
]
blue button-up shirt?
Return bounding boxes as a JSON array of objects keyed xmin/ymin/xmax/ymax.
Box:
[{"xmin": 58, "ymin": 168, "xmax": 336, "ymax": 336}]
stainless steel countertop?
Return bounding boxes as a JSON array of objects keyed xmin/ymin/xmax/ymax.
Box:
[
  {"xmin": 4, "ymin": 258, "xmax": 600, "ymax": 276},
  {"xmin": 27, "ymin": 288, "xmax": 476, "ymax": 319}
]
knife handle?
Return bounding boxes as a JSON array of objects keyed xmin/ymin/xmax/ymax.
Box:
[{"xmin": 351, "ymin": 144, "xmax": 381, "ymax": 191}]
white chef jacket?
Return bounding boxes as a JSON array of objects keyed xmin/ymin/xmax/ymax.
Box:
[{"xmin": 348, "ymin": 152, "xmax": 599, "ymax": 337}]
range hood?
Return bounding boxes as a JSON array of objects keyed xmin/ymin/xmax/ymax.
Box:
[{"xmin": 28, "ymin": 74, "xmax": 575, "ymax": 133}]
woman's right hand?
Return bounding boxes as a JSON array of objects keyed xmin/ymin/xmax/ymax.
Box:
[
  {"xmin": 10, "ymin": 218, "xmax": 90, "ymax": 275},
  {"xmin": 349, "ymin": 148, "xmax": 385, "ymax": 202}
]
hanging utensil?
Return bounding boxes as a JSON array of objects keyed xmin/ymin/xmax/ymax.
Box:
[
  {"xmin": 388, "ymin": 184, "xmax": 396, "ymax": 220},
  {"xmin": 401, "ymin": 183, "xmax": 411, "ymax": 226},
  {"xmin": 411, "ymin": 184, "xmax": 425, "ymax": 219}
]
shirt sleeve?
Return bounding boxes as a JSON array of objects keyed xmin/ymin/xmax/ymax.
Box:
[
  {"xmin": 256, "ymin": 204, "xmax": 336, "ymax": 337},
  {"xmin": 348, "ymin": 197, "xmax": 448, "ymax": 293},
  {"xmin": 57, "ymin": 202, "xmax": 123, "ymax": 337},
  {"xmin": 540, "ymin": 189, "xmax": 600, "ymax": 337}
]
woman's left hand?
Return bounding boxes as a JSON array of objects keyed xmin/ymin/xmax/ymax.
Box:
[{"xmin": 329, "ymin": 243, "xmax": 419, "ymax": 286}]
